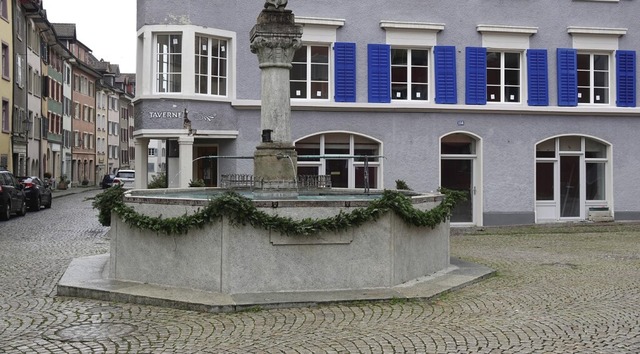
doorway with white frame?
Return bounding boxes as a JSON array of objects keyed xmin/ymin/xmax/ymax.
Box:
[
  {"xmin": 440, "ymin": 132, "xmax": 483, "ymax": 226},
  {"xmin": 535, "ymin": 135, "xmax": 611, "ymax": 223}
]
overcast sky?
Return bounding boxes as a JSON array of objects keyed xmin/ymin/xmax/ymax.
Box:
[{"xmin": 43, "ymin": 0, "xmax": 137, "ymax": 73}]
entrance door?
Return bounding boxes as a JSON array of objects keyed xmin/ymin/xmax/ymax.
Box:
[
  {"xmin": 441, "ymin": 159, "xmax": 473, "ymax": 223},
  {"xmin": 195, "ymin": 146, "xmax": 218, "ymax": 187},
  {"xmin": 560, "ymin": 155, "xmax": 581, "ymax": 218},
  {"xmin": 440, "ymin": 133, "xmax": 480, "ymax": 225},
  {"xmin": 326, "ymin": 159, "xmax": 349, "ymax": 188}
]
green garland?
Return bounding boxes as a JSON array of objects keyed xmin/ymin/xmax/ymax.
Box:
[{"xmin": 92, "ymin": 186, "xmax": 465, "ymax": 236}]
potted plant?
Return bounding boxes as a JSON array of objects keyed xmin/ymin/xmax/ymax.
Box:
[
  {"xmin": 58, "ymin": 175, "xmax": 68, "ymax": 190},
  {"xmin": 189, "ymin": 179, "xmax": 206, "ymax": 187}
]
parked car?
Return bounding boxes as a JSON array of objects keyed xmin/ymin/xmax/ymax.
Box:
[
  {"xmin": 17, "ymin": 176, "xmax": 53, "ymax": 211},
  {"xmin": 100, "ymin": 174, "xmax": 115, "ymax": 189},
  {"xmin": 113, "ymin": 170, "xmax": 135, "ymax": 189},
  {"xmin": 0, "ymin": 168, "xmax": 27, "ymax": 221}
]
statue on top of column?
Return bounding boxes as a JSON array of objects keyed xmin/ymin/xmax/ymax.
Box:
[{"xmin": 264, "ymin": 0, "xmax": 287, "ymax": 10}]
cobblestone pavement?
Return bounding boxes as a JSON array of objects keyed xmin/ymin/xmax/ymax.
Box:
[{"xmin": 1, "ymin": 189, "xmax": 639, "ymax": 353}]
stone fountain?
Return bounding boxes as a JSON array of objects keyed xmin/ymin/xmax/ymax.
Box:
[{"xmin": 55, "ymin": 1, "xmax": 491, "ymax": 312}]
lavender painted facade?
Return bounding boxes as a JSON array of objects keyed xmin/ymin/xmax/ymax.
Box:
[{"xmin": 133, "ymin": 0, "xmax": 640, "ymax": 226}]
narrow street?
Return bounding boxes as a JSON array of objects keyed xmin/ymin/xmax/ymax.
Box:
[{"xmin": 0, "ymin": 189, "xmax": 638, "ymax": 353}]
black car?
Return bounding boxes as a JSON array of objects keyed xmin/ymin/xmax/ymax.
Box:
[
  {"xmin": 17, "ymin": 176, "xmax": 53, "ymax": 211},
  {"xmin": 0, "ymin": 169, "xmax": 27, "ymax": 221},
  {"xmin": 100, "ymin": 174, "xmax": 115, "ymax": 189}
]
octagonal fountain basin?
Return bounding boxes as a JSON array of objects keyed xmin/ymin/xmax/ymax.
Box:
[{"xmin": 108, "ymin": 188, "xmax": 450, "ymax": 295}]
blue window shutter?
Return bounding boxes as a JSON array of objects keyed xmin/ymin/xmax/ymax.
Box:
[
  {"xmin": 557, "ymin": 48, "xmax": 578, "ymax": 106},
  {"xmin": 527, "ymin": 49, "xmax": 549, "ymax": 106},
  {"xmin": 616, "ymin": 50, "xmax": 636, "ymax": 107},
  {"xmin": 465, "ymin": 47, "xmax": 487, "ymax": 105},
  {"xmin": 368, "ymin": 44, "xmax": 391, "ymax": 103},
  {"xmin": 434, "ymin": 46, "xmax": 457, "ymax": 104},
  {"xmin": 334, "ymin": 42, "xmax": 356, "ymax": 103}
]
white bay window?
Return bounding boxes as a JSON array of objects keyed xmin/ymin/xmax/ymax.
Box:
[{"xmin": 141, "ymin": 25, "xmax": 235, "ymax": 98}]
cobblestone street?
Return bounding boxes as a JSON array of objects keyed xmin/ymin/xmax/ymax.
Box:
[{"xmin": 0, "ymin": 189, "xmax": 639, "ymax": 353}]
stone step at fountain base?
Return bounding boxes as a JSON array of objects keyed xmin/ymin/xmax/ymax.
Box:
[{"xmin": 57, "ymin": 254, "xmax": 495, "ymax": 313}]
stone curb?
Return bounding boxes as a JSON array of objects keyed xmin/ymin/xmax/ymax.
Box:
[{"xmin": 52, "ymin": 187, "xmax": 101, "ymax": 199}]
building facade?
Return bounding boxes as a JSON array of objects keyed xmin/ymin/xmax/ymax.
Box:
[
  {"xmin": 94, "ymin": 59, "xmax": 118, "ymax": 178},
  {"xmin": 42, "ymin": 20, "xmax": 71, "ymax": 184},
  {"xmin": 106, "ymin": 90, "xmax": 119, "ymax": 174},
  {"xmin": 118, "ymin": 95, "xmax": 131, "ymax": 170},
  {"xmin": 11, "ymin": 0, "xmax": 27, "ymax": 176},
  {"xmin": 139, "ymin": 1, "xmax": 638, "ymax": 226},
  {"xmin": 25, "ymin": 15, "xmax": 44, "ymax": 178},
  {"xmin": 53, "ymin": 23, "xmax": 100, "ymax": 185},
  {"xmin": 2, "ymin": 0, "xmax": 135, "ymax": 187},
  {"xmin": 0, "ymin": 0, "xmax": 12, "ymax": 170},
  {"xmin": 61, "ymin": 59, "xmax": 72, "ymax": 180},
  {"xmin": 95, "ymin": 74, "xmax": 109, "ymax": 179}
]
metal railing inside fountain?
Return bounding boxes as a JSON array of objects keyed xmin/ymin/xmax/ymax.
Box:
[
  {"xmin": 221, "ymin": 174, "xmax": 332, "ymax": 190},
  {"xmin": 199, "ymin": 154, "xmax": 384, "ymax": 193}
]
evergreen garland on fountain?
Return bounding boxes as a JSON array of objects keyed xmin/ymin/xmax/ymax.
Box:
[{"xmin": 92, "ymin": 186, "xmax": 465, "ymax": 236}]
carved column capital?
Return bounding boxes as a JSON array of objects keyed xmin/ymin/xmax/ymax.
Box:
[
  {"xmin": 250, "ymin": 10, "xmax": 303, "ymax": 68},
  {"xmin": 250, "ymin": 35, "xmax": 302, "ymax": 68}
]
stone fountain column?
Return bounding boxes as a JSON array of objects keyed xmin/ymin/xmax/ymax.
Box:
[{"xmin": 250, "ymin": 0, "xmax": 303, "ymax": 198}]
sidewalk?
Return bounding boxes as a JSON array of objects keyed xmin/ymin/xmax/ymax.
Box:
[{"xmin": 51, "ymin": 185, "xmax": 101, "ymax": 199}]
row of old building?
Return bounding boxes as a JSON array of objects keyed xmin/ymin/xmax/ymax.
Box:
[{"xmin": 1, "ymin": 0, "xmax": 135, "ymax": 186}]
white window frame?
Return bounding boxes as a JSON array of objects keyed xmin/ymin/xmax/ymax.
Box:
[
  {"xmin": 390, "ymin": 47, "xmax": 430, "ymax": 101},
  {"xmin": 291, "ymin": 17, "xmax": 345, "ymax": 102},
  {"xmin": 291, "ymin": 44, "xmax": 331, "ymax": 100},
  {"xmin": 155, "ymin": 33, "xmax": 183, "ymax": 94},
  {"xmin": 138, "ymin": 25, "xmax": 236, "ymax": 100},
  {"xmin": 567, "ymin": 27, "xmax": 625, "ymax": 107},
  {"xmin": 381, "ymin": 21, "xmax": 445, "ymax": 104},
  {"xmin": 486, "ymin": 50, "xmax": 522, "ymax": 103},
  {"xmin": 194, "ymin": 34, "xmax": 228, "ymax": 97},
  {"xmin": 477, "ymin": 25, "xmax": 537, "ymax": 106},
  {"xmin": 577, "ymin": 52, "xmax": 611, "ymax": 105}
]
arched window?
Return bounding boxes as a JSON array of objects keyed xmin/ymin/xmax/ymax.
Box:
[{"xmin": 295, "ymin": 132, "xmax": 382, "ymax": 189}]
